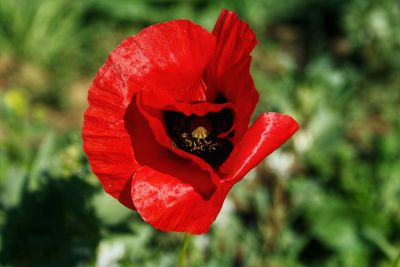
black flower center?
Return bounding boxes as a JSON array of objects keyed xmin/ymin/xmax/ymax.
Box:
[{"xmin": 164, "ymin": 108, "xmax": 234, "ymax": 168}]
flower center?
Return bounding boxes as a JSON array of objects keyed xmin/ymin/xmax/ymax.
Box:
[{"xmin": 164, "ymin": 108, "xmax": 234, "ymax": 168}]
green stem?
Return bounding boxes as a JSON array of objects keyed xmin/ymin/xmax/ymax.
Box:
[
  {"xmin": 177, "ymin": 233, "xmax": 192, "ymax": 267},
  {"xmin": 394, "ymin": 251, "xmax": 400, "ymax": 267}
]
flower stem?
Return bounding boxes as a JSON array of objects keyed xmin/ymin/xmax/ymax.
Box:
[
  {"xmin": 394, "ymin": 251, "xmax": 400, "ymax": 267},
  {"xmin": 177, "ymin": 233, "xmax": 192, "ymax": 267}
]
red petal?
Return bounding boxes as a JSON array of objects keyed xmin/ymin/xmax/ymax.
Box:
[
  {"xmin": 131, "ymin": 166, "xmax": 228, "ymax": 234},
  {"xmin": 204, "ymin": 9, "xmax": 259, "ymax": 141},
  {"xmin": 82, "ymin": 63, "xmax": 137, "ymax": 209},
  {"xmin": 208, "ymin": 9, "xmax": 257, "ymax": 79},
  {"xmin": 221, "ymin": 113, "xmax": 299, "ymax": 183},
  {"xmin": 212, "ymin": 57, "xmax": 259, "ymax": 142},
  {"xmin": 141, "ymin": 90, "xmax": 235, "ymax": 116},
  {"xmin": 113, "ymin": 20, "xmax": 216, "ymax": 103}
]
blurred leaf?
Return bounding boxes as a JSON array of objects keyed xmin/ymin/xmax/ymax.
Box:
[{"xmin": 28, "ymin": 131, "xmax": 55, "ymax": 190}]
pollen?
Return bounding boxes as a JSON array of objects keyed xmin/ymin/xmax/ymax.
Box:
[{"xmin": 191, "ymin": 126, "xmax": 208, "ymax": 140}]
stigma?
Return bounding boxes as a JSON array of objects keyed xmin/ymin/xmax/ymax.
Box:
[{"xmin": 191, "ymin": 126, "xmax": 208, "ymax": 139}]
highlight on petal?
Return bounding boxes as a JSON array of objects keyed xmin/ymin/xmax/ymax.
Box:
[
  {"xmin": 220, "ymin": 112, "xmax": 300, "ymax": 183},
  {"xmin": 131, "ymin": 166, "xmax": 228, "ymax": 234}
]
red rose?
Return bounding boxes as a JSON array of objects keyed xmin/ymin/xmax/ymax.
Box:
[{"xmin": 82, "ymin": 9, "xmax": 299, "ymax": 234}]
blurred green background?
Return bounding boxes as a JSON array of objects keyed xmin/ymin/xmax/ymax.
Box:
[{"xmin": 0, "ymin": 0, "xmax": 399, "ymax": 266}]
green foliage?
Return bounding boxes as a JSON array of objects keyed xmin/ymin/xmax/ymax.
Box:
[{"xmin": 1, "ymin": 0, "xmax": 399, "ymax": 266}]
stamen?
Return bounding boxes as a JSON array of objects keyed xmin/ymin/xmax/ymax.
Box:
[{"xmin": 164, "ymin": 109, "xmax": 234, "ymax": 168}]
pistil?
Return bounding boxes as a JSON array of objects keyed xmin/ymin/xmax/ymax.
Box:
[{"xmin": 191, "ymin": 126, "xmax": 208, "ymax": 140}]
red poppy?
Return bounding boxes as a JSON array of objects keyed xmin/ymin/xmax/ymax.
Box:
[{"xmin": 82, "ymin": 9, "xmax": 299, "ymax": 234}]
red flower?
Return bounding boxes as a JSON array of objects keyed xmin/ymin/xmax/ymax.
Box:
[{"xmin": 82, "ymin": 9, "xmax": 299, "ymax": 234}]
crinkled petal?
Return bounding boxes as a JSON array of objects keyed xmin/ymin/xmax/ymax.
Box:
[
  {"xmin": 221, "ymin": 112, "xmax": 299, "ymax": 183},
  {"xmin": 208, "ymin": 9, "xmax": 257, "ymax": 79},
  {"xmin": 204, "ymin": 9, "xmax": 258, "ymax": 141},
  {"xmin": 82, "ymin": 63, "xmax": 137, "ymax": 209},
  {"xmin": 209, "ymin": 57, "xmax": 259, "ymax": 142},
  {"xmin": 113, "ymin": 19, "xmax": 216, "ymax": 103},
  {"xmin": 131, "ymin": 166, "xmax": 228, "ymax": 234}
]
